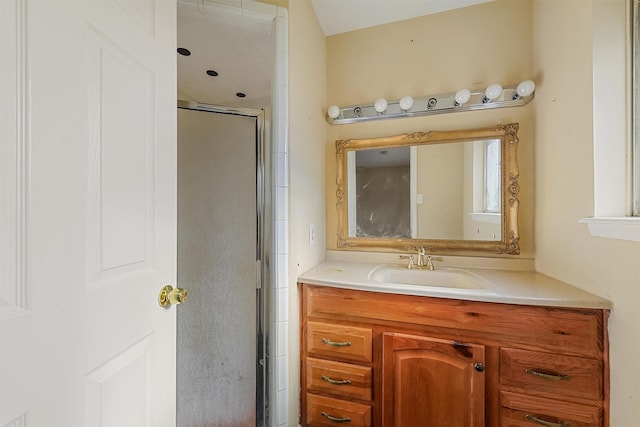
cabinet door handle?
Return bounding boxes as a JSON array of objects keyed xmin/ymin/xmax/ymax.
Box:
[
  {"xmin": 322, "ymin": 338, "xmax": 352, "ymax": 347},
  {"xmin": 321, "ymin": 375, "xmax": 352, "ymax": 385},
  {"xmin": 321, "ymin": 412, "xmax": 352, "ymax": 423},
  {"xmin": 525, "ymin": 368, "xmax": 570, "ymax": 382},
  {"xmin": 525, "ymin": 414, "xmax": 570, "ymax": 427}
]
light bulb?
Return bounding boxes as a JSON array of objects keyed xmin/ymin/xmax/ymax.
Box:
[
  {"xmin": 454, "ymin": 89, "xmax": 471, "ymax": 106},
  {"xmin": 483, "ymin": 83, "xmax": 503, "ymax": 103},
  {"xmin": 399, "ymin": 96, "xmax": 414, "ymax": 111},
  {"xmin": 516, "ymin": 80, "xmax": 536, "ymax": 98},
  {"xmin": 374, "ymin": 98, "xmax": 388, "ymax": 113},
  {"xmin": 327, "ymin": 105, "xmax": 340, "ymax": 119}
]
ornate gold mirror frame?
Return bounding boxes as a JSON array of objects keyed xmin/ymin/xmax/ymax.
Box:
[{"xmin": 336, "ymin": 123, "xmax": 520, "ymax": 254}]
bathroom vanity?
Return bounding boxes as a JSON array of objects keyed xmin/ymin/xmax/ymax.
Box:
[{"xmin": 298, "ymin": 261, "xmax": 610, "ymax": 427}]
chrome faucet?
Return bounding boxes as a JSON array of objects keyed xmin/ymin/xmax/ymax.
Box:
[{"xmin": 399, "ymin": 246, "xmax": 444, "ymax": 270}]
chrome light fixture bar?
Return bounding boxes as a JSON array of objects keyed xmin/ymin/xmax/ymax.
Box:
[{"xmin": 326, "ymin": 81, "xmax": 535, "ymax": 125}]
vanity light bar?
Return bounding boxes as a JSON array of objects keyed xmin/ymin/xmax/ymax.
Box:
[{"xmin": 326, "ymin": 81, "xmax": 535, "ymax": 125}]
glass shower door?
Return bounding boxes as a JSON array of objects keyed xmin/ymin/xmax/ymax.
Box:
[{"xmin": 177, "ymin": 107, "xmax": 259, "ymax": 427}]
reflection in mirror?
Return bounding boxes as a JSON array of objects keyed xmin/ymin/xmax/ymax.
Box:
[
  {"xmin": 350, "ymin": 140, "xmax": 502, "ymax": 241},
  {"xmin": 337, "ymin": 124, "xmax": 520, "ymax": 254},
  {"xmin": 349, "ymin": 146, "xmax": 412, "ymax": 238}
]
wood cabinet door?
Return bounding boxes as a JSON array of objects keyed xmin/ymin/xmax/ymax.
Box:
[{"xmin": 382, "ymin": 332, "xmax": 485, "ymax": 427}]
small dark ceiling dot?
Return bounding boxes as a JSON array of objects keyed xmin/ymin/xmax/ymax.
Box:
[
  {"xmin": 206, "ymin": 70, "xmax": 219, "ymax": 77},
  {"xmin": 177, "ymin": 47, "xmax": 191, "ymax": 56},
  {"xmin": 236, "ymin": 92, "xmax": 246, "ymax": 98}
]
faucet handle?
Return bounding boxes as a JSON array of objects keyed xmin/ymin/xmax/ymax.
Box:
[
  {"xmin": 399, "ymin": 255, "xmax": 416, "ymax": 269},
  {"xmin": 425, "ymin": 256, "xmax": 444, "ymax": 270}
]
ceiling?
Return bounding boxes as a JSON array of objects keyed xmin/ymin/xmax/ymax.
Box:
[
  {"xmin": 177, "ymin": 0, "xmax": 494, "ymax": 107},
  {"xmin": 310, "ymin": 0, "xmax": 494, "ymax": 36},
  {"xmin": 177, "ymin": 0, "xmax": 276, "ymax": 108}
]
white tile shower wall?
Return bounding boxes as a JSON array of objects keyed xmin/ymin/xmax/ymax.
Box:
[
  {"xmin": 276, "ymin": 321, "xmax": 288, "ymax": 358},
  {"xmin": 277, "ymin": 389, "xmax": 289, "ymax": 426},
  {"xmin": 272, "ymin": 9, "xmax": 289, "ymax": 427},
  {"xmin": 274, "ymin": 118, "xmax": 289, "ymax": 152},
  {"xmin": 275, "ymin": 220, "xmax": 289, "ymax": 254},
  {"xmin": 277, "ymin": 152, "xmax": 289, "ymax": 186},
  {"xmin": 276, "ymin": 253, "xmax": 288, "ymax": 288},
  {"xmin": 277, "ymin": 287, "xmax": 289, "ymax": 322},
  {"xmin": 276, "ymin": 187, "xmax": 289, "ymax": 221},
  {"xmin": 277, "ymin": 354, "xmax": 289, "ymax": 390}
]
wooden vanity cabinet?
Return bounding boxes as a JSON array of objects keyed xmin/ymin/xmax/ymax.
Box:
[{"xmin": 299, "ymin": 283, "xmax": 609, "ymax": 427}]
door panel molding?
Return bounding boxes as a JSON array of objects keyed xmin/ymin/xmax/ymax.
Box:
[
  {"xmin": 85, "ymin": 334, "xmax": 154, "ymax": 426},
  {"xmin": 0, "ymin": 0, "xmax": 27, "ymax": 319},
  {"xmin": 85, "ymin": 25, "xmax": 157, "ymax": 289},
  {"xmin": 2, "ymin": 414, "xmax": 26, "ymax": 427},
  {"xmin": 114, "ymin": 0, "xmax": 156, "ymax": 36}
]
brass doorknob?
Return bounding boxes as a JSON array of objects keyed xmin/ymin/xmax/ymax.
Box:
[{"xmin": 158, "ymin": 285, "xmax": 188, "ymax": 307}]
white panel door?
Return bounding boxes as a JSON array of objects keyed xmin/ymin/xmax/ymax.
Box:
[{"xmin": 0, "ymin": 0, "xmax": 177, "ymax": 426}]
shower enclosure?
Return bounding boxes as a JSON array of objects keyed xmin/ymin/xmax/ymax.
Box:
[{"xmin": 176, "ymin": 102, "xmax": 270, "ymax": 427}]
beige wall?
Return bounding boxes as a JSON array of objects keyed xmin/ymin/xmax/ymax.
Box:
[
  {"xmin": 288, "ymin": 0, "xmax": 326, "ymax": 425},
  {"xmin": 287, "ymin": 0, "xmax": 639, "ymax": 424},
  {"xmin": 324, "ymin": 0, "xmax": 535, "ymax": 257},
  {"xmin": 533, "ymin": 0, "xmax": 640, "ymax": 424},
  {"xmin": 417, "ymin": 143, "xmax": 465, "ymax": 239}
]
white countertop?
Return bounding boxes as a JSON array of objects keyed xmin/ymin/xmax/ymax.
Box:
[{"xmin": 298, "ymin": 260, "xmax": 612, "ymax": 309}]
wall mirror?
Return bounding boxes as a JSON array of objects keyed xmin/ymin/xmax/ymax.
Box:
[{"xmin": 336, "ymin": 123, "xmax": 520, "ymax": 254}]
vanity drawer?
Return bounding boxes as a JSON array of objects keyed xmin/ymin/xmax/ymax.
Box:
[
  {"xmin": 500, "ymin": 348, "xmax": 602, "ymax": 401},
  {"xmin": 307, "ymin": 321, "xmax": 373, "ymax": 363},
  {"xmin": 307, "ymin": 357, "xmax": 372, "ymax": 401},
  {"xmin": 306, "ymin": 394, "xmax": 372, "ymax": 427},
  {"xmin": 501, "ymin": 391, "xmax": 602, "ymax": 427},
  {"xmin": 304, "ymin": 284, "xmax": 603, "ymax": 358}
]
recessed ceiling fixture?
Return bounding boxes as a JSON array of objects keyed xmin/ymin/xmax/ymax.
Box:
[
  {"xmin": 206, "ymin": 70, "xmax": 219, "ymax": 77},
  {"xmin": 236, "ymin": 92, "xmax": 246, "ymax": 98},
  {"xmin": 177, "ymin": 47, "xmax": 191, "ymax": 56}
]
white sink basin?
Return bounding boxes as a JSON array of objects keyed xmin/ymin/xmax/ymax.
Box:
[{"xmin": 368, "ymin": 265, "xmax": 488, "ymax": 289}]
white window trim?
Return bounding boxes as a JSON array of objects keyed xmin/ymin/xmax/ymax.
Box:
[
  {"xmin": 579, "ymin": 217, "xmax": 640, "ymax": 242},
  {"xmin": 580, "ymin": 0, "xmax": 640, "ymax": 242},
  {"xmin": 483, "ymin": 139, "xmax": 501, "ymax": 214},
  {"xmin": 471, "ymin": 212, "xmax": 501, "ymax": 225}
]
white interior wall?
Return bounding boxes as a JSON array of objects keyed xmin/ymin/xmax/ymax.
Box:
[
  {"xmin": 287, "ymin": 1, "xmax": 327, "ymax": 425},
  {"xmin": 532, "ymin": 0, "xmax": 640, "ymax": 424}
]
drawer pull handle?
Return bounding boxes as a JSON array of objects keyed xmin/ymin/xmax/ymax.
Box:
[
  {"xmin": 321, "ymin": 412, "xmax": 352, "ymax": 423},
  {"xmin": 321, "ymin": 375, "xmax": 352, "ymax": 385},
  {"xmin": 525, "ymin": 368, "xmax": 570, "ymax": 382},
  {"xmin": 525, "ymin": 414, "xmax": 570, "ymax": 427},
  {"xmin": 322, "ymin": 338, "xmax": 352, "ymax": 347}
]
